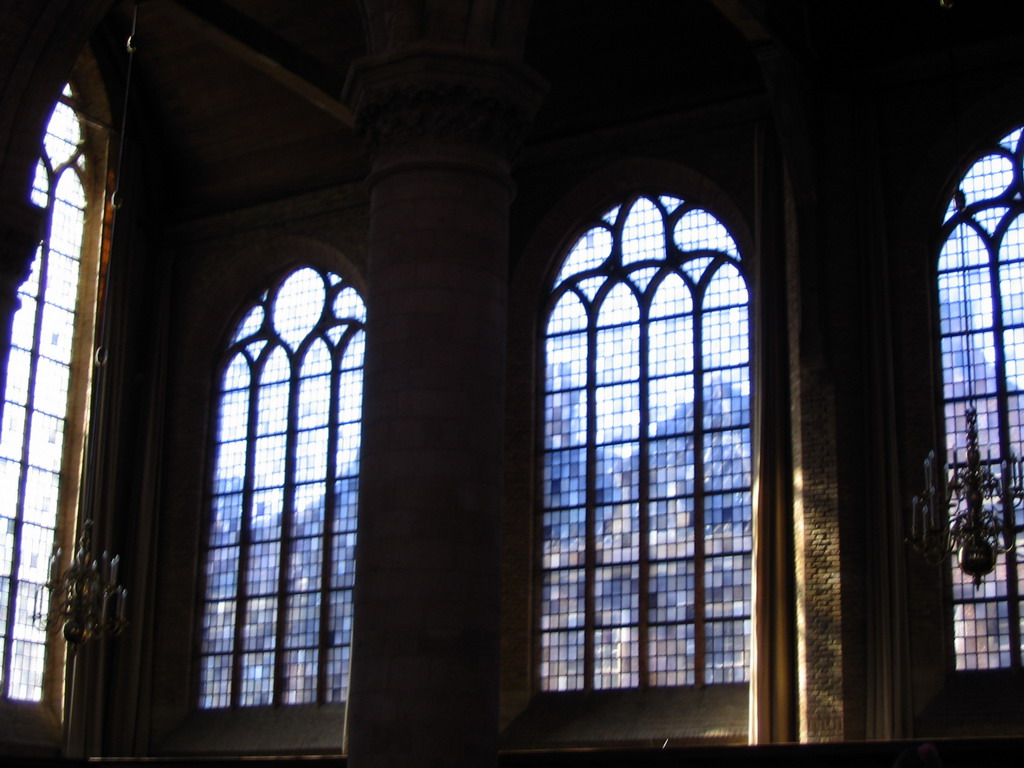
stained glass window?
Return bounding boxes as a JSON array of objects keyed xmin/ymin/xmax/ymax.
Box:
[
  {"xmin": 0, "ymin": 86, "xmax": 94, "ymax": 702},
  {"xmin": 198, "ymin": 266, "xmax": 365, "ymax": 708},
  {"xmin": 936, "ymin": 127, "xmax": 1024, "ymax": 671},
  {"xmin": 539, "ymin": 194, "xmax": 752, "ymax": 691}
]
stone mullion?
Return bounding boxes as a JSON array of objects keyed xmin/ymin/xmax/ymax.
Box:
[
  {"xmin": 583, "ymin": 306, "xmax": 598, "ymax": 690},
  {"xmin": 636, "ymin": 302, "xmax": 651, "ymax": 687},
  {"xmin": 692, "ymin": 293, "xmax": 707, "ymax": 687},
  {"xmin": 272, "ymin": 347, "xmax": 300, "ymax": 706},
  {"xmin": 317, "ymin": 328, "xmax": 342, "ymax": 704},
  {"xmin": 231, "ymin": 347, "xmax": 261, "ymax": 709}
]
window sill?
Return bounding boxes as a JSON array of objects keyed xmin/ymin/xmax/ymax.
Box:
[
  {"xmin": 499, "ymin": 684, "xmax": 748, "ymax": 751},
  {"xmin": 0, "ymin": 699, "xmax": 61, "ymax": 757},
  {"xmin": 154, "ymin": 704, "xmax": 346, "ymax": 756},
  {"xmin": 915, "ymin": 669, "xmax": 1024, "ymax": 737}
]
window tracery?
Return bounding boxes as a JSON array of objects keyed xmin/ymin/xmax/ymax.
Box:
[
  {"xmin": 0, "ymin": 85, "xmax": 95, "ymax": 703},
  {"xmin": 198, "ymin": 265, "xmax": 364, "ymax": 708},
  {"xmin": 539, "ymin": 194, "xmax": 752, "ymax": 691},
  {"xmin": 936, "ymin": 126, "xmax": 1024, "ymax": 671}
]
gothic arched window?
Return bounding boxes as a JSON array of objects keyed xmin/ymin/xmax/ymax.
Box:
[
  {"xmin": 198, "ymin": 266, "xmax": 364, "ymax": 708},
  {"xmin": 539, "ymin": 195, "xmax": 752, "ymax": 691},
  {"xmin": 0, "ymin": 86, "xmax": 99, "ymax": 703},
  {"xmin": 936, "ymin": 126, "xmax": 1024, "ymax": 671}
]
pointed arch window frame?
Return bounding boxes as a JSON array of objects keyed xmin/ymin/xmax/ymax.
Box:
[
  {"xmin": 934, "ymin": 125, "xmax": 1024, "ymax": 672},
  {"xmin": 0, "ymin": 82, "xmax": 106, "ymax": 713},
  {"xmin": 197, "ymin": 264, "xmax": 366, "ymax": 709},
  {"xmin": 537, "ymin": 193, "xmax": 754, "ymax": 693}
]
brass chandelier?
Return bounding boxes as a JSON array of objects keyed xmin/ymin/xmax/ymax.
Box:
[
  {"xmin": 38, "ymin": 521, "xmax": 127, "ymax": 649},
  {"xmin": 910, "ymin": 407, "xmax": 1023, "ymax": 588},
  {"xmin": 906, "ymin": 0, "xmax": 1024, "ymax": 588}
]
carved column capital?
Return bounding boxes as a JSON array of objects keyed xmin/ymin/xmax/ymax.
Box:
[{"xmin": 344, "ymin": 46, "xmax": 547, "ymax": 160}]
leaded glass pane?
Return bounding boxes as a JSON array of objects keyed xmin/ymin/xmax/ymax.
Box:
[
  {"xmin": 1, "ymin": 89, "xmax": 93, "ymax": 704},
  {"xmin": 272, "ymin": 268, "xmax": 325, "ymax": 350},
  {"xmin": 198, "ymin": 266, "xmax": 365, "ymax": 707},
  {"xmin": 547, "ymin": 292, "xmax": 588, "ymax": 334},
  {"xmin": 675, "ymin": 209, "xmax": 739, "ymax": 257},
  {"xmin": 540, "ymin": 630, "xmax": 585, "ymax": 692},
  {"xmin": 546, "ymin": 330, "xmax": 587, "ymax": 393},
  {"xmin": 960, "ymin": 153, "xmax": 1015, "ymax": 209},
  {"xmin": 42, "ymin": 101, "xmax": 80, "ymax": 168},
  {"xmin": 282, "ymin": 648, "xmax": 318, "ymax": 704},
  {"xmin": 593, "ymin": 625, "xmax": 638, "ymax": 690},
  {"xmin": 621, "ymin": 197, "xmax": 664, "ymax": 266},
  {"xmin": 649, "ymin": 623, "xmax": 695, "ymax": 686},
  {"xmin": 542, "ymin": 508, "xmax": 585, "ymax": 569},
  {"xmin": 649, "ymin": 314, "xmax": 694, "ymax": 378},
  {"xmin": 540, "ymin": 195, "xmax": 751, "ymax": 690},
  {"xmin": 937, "ymin": 125, "xmax": 1024, "ymax": 670},
  {"xmin": 704, "ymin": 618, "xmax": 750, "ymax": 684},
  {"xmin": 555, "ymin": 227, "xmax": 613, "ymax": 287}
]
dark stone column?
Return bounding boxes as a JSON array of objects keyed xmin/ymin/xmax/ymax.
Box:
[
  {"xmin": 0, "ymin": 198, "xmax": 45, "ymax": 421},
  {"xmin": 344, "ymin": 50, "xmax": 544, "ymax": 768}
]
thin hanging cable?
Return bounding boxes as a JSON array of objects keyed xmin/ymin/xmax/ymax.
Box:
[
  {"xmin": 76, "ymin": 0, "xmax": 138, "ymax": 580},
  {"xmin": 941, "ymin": 0, "xmax": 978, "ymax": 449},
  {"xmin": 98, "ymin": 0, "xmax": 138, "ymax": 345}
]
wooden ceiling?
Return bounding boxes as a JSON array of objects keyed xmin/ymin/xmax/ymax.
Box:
[
  {"xmin": 93, "ymin": 0, "xmax": 1024, "ymax": 222},
  {"xmin": 101, "ymin": 0, "xmax": 365, "ymax": 219}
]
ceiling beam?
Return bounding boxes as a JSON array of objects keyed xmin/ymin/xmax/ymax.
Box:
[
  {"xmin": 165, "ymin": 0, "xmax": 354, "ymax": 126},
  {"xmin": 711, "ymin": 0, "xmax": 774, "ymax": 44}
]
